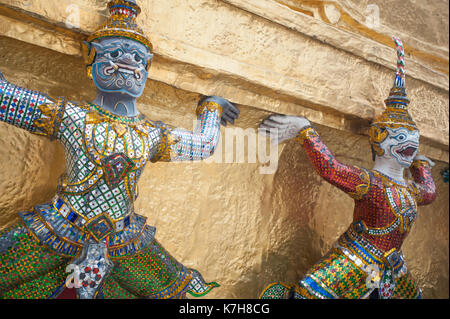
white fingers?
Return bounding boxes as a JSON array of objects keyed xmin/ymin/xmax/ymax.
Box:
[
  {"xmin": 260, "ymin": 114, "xmax": 310, "ymax": 145},
  {"xmin": 267, "ymin": 114, "xmax": 293, "ymax": 124},
  {"xmin": 258, "ymin": 126, "xmax": 296, "ymax": 146},
  {"xmin": 263, "ymin": 121, "xmax": 288, "ymax": 130},
  {"xmin": 258, "ymin": 126, "xmax": 279, "ymax": 136},
  {"xmin": 257, "ymin": 127, "xmax": 270, "ymax": 136}
]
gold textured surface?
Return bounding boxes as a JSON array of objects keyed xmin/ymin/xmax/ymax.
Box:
[
  {"xmin": 276, "ymin": 0, "xmax": 449, "ymax": 73},
  {"xmin": 0, "ymin": 35, "xmax": 448, "ymax": 299}
]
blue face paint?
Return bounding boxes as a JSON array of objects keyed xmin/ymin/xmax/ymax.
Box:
[{"xmin": 91, "ymin": 37, "xmax": 152, "ymax": 98}]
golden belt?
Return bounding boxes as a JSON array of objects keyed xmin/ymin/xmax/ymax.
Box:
[{"xmin": 52, "ymin": 195, "xmax": 133, "ymax": 241}]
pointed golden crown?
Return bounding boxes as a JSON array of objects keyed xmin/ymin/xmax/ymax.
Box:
[
  {"xmin": 87, "ymin": 0, "xmax": 152, "ymax": 51},
  {"xmin": 369, "ymin": 37, "xmax": 418, "ymax": 154}
]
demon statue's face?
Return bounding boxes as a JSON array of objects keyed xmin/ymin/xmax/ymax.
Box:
[
  {"xmin": 90, "ymin": 37, "xmax": 152, "ymax": 98},
  {"xmin": 378, "ymin": 127, "xmax": 419, "ymax": 167}
]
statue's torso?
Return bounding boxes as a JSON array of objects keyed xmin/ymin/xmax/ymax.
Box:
[
  {"xmin": 352, "ymin": 170, "xmax": 418, "ymax": 252},
  {"xmin": 58, "ymin": 103, "xmax": 159, "ymax": 222},
  {"xmin": 18, "ymin": 102, "xmax": 163, "ymax": 258}
]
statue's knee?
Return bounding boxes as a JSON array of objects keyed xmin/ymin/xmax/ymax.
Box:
[{"xmin": 260, "ymin": 282, "xmax": 292, "ymax": 299}]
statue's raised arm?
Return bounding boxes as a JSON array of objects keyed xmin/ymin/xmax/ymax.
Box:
[
  {"xmin": 0, "ymin": 69, "xmax": 65, "ymax": 140},
  {"xmin": 260, "ymin": 114, "xmax": 371, "ymax": 199},
  {"xmin": 149, "ymin": 96, "xmax": 239, "ymax": 162}
]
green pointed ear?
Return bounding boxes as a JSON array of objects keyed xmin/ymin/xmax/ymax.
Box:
[
  {"xmin": 90, "ymin": 41, "xmax": 105, "ymax": 53},
  {"xmin": 144, "ymin": 52, "xmax": 153, "ymax": 62},
  {"xmin": 82, "ymin": 41, "xmax": 96, "ymax": 65},
  {"xmin": 82, "ymin": 41, "xmax": 91, "ymax": 51},
  {"xmin": 145, "ymin": 52, "xmax": 154, "ymax": 71},
  {"xmin": 81, "ymin": 41, "xmax": 97, "ymax": 79}
]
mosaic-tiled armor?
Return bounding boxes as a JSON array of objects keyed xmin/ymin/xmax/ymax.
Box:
[
  {"xmin": 0, "ymin": 0, "xmax": 237, "ymax": 299},
  {"xmin": 260, "ymin": 38, "xmax": 437, "ymax": 299}
]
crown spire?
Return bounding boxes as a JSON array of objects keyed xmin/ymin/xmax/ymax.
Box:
[
  {"xmin": 393, "ymin": 36, "xmax": 406, "ymax": 88},
  {"xmin": 383, "ymin": 37, "xmax": 410, "ymax": 110}
]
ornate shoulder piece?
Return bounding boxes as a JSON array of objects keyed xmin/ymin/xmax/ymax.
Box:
[
  {"xmin": 134, "ymin": 123, "xmax": 149, "ymax": 137},
  {"xmin": 33, "ymin": 96, "xmax": 67, "ymax": 140},
  {"xmin": 145, "ymin": 120, "xmax": 181, "ymax": 162},
  {"xmin": 348, "ymin": 168, "xmax": 372, "ymax": 200},
  {"xmin": 296, "ymin": 125, "xmax": 318, "ymax": 146},
  {"xmin": 85, "ymin": 110, "xmax": 106, "ymax": 125}
]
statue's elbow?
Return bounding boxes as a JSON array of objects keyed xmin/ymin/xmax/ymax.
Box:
[
  {"xmin": 209, "ymin": 145, "xmax": 217, "ymax": 157},
  {"xmin": 202, "ymin": 144, "xmax": 216, "ymax": 159},
  {"xmin": 427, "ymin": 189, "xmax": 437, "ymax": 204},
  {"xmin": 422, "ymin": 187, "xmax": 437, "ymax": 206},
  {"xmin": 200, "ymin": 136, "xmax": 218, "ymax": 159}
]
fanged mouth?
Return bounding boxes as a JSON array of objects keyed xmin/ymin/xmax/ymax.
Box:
[
  {"xmin": 395, "ymin": 144, "xmax": 418, "ymax": 158},
  {"xmin": 104, "ymin": 62, "xmax": 143, "ymax": 80}
]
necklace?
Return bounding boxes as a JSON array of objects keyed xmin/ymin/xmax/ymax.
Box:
[
  {"xmin": 113, "ymin": 101, "xmax": 130, "ymax": 114},
  {"xmin": 373, "ymin": 170, "xmax": 408, "ymax": 187},
  {"xmin": 89, "ymin": 102, "xmax": 145, "ymax": 125}
]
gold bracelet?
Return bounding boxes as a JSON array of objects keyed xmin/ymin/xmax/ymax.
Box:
[
  {"xmin": 296, "ymin": 126, "xmax": 316, "ymax": 146},
  {"xmin": 195, "ymin": 100, "xmax": 223, "ymax": 117},
  {"xmin": 410, "ymin": 160, "xmax": 430, "ymax": 169}
]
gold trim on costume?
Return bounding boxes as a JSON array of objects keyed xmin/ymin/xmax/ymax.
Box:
[
  {"xmin": 349, "ymin": 169, "xmax": 371, "ymax": 200},
  {"xmin": 258, "ymin": 282, "xmax": 295, "ymax": 299},
  {"xmin": 195, "ymin": 101, "xmax": 223, "ymax": 117},
  {"xmin": 410, "ymin": 160, "xmax": 430, "ymax": 169},
  {"xmin": 33, "ymin": 97, "xmax": 66, "ymax": 140},
  {"xmin": 296, "ymin": 126, "xmax": 317, "ymax": 146},
  {"xmin": 372, "ymin": 170, "xmax": 408, "ymax": 188},
  {"xmin": 146, "ymin": 121, "xmax": 181, "ymax": 162},
  {"xmin": 18, "ymin": 218, "xmax": 81, "ymax": 260}
]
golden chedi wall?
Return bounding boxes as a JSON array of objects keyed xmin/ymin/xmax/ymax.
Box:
[{"xmin": 0, "ymin": 0, "xmax": 448, "ymax": 298}]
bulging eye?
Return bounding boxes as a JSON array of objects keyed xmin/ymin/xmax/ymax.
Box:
[
  {"xmin": 396, "ymin": 134, "xmax": 406, "ymax": 141},
  {"xmin": 133, "ymin": 53, "xmax": 143, "ymax": 63},
  {"xmin": 106, "ymin": 49, "xmax": 123, "ymax": 59}
]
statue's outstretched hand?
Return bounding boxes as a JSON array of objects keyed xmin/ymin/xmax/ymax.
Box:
[
  {"xmin": 199, "ymin": 96, "xmax": 240, "ymax": 126},
  {"xmin": 414, "ymin": 154, "xmax": 435, "ymax": 169},
  {"xmin": 259, "ymin": 114, "xmax": 310, "ymax": 144}
]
